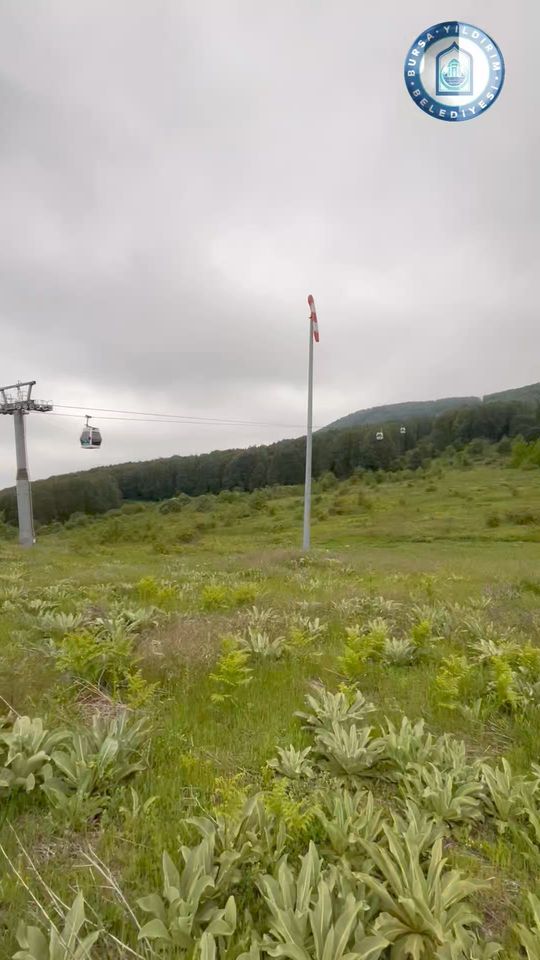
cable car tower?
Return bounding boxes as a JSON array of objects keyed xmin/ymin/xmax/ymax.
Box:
[{"xmin": 0, "ymin": 381, "xmax": 52, "ymax": 546}]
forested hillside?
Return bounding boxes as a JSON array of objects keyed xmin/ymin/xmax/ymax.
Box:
[
  {"xmin": 484, "ymin": 380, "xmax": 540, "ymax": 405},
  {"xmin": 321, "ymin": 395, "xmax": 480, "ymax": 431},
  {"xmin": 323, "ymin": 380, "xmax": 540, "ymax": 432},
  {"xmin": 1, "ymin": 397, "xmax": 540, "ymax": 526}
]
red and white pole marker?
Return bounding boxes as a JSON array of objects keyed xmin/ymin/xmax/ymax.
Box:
[
  {"xmin": 303, "ymin": 294, "xmax": 319, "ymax": 551},
  {"xmin": 308, "ymin": 294, "xmax": 320, "ymax": 342}
]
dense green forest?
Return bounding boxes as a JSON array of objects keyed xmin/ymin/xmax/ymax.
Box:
[{"xmin": 1, "ymin": 397, "xmax": 540, "ymax": 525}]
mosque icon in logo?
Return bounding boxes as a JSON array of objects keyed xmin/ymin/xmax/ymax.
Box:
[{"xmin": 436, "ymin": 42, "xmax": 473, "ymax": 95}]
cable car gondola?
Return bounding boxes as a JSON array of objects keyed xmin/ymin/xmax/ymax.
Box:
[
  {"xmin": 80, "ymin": 415, "xmax": 102, "ymax": 449},
  {"xmin": 376, "ymin": 431, "xmax": 384, "ymax": 441}
]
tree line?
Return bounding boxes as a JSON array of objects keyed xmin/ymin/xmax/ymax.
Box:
[{"xmin": 1, "ymin": 398, "xmax": 539, "ymax": 526}]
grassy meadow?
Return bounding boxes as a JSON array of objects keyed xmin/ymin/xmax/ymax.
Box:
[{"xmin": 1, "ymin": 454, "xmax": 540, "ymax": 958}]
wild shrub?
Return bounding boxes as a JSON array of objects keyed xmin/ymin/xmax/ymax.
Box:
[
  {"xmin": 192, "ymin": 788, "xmax": 289, "ymax": 872},
  {"xmin": 357, "ymin": 826, "xmax": 495, "ymax": 958},
  {"xmin": 37, "ymin": 610, "xmax": 87, "ymax": 636},
  {"xmin": 64, "ymin": 511, "xmax": 90, "ymax": 529},
  {"xmin": 54, "ymin": 629, "xmax": 146, "ymax": 701},
  {"xmin": 380, "ymin": 717, "xmax": 440, "ymax": 779},
  {"xmin": 381, "ymin": 637, "xmax": 418, "ymax": 666},
  {"xmin": 14, "ymin": 893, "xmax": 100, "ymax": 960},
  {"xmin": 96, "ymin": 518, "xmax": 125, "ymax": 544},
  {"xmin": 158, "ymin": 497, "xmax": 185, "ymax": 514},
  {"xmin": 390, "ymin": 800, "xmax": 445, "ymax": 857},
  {"xmin": 231, "ymin": 584, "xmax": 259, "ymax": 606},
  {"xmin": 513, "ymin": 644, "xmax": 540, "ymax": 680},
  {"xmin": 337, "ymin": 642, "xmax": 369, "ymax": 680},
  {"xmin": 481, "ymin": 758, "xmax": 531, "ymax": 832},
  {"xmin": 0, "ymin": 715, "xmax": 70, "ymax": 796},
  {"xmin": 125, "ymin": 669, "xmax": 159, "ymax": 708},
  {"xmin": 515, "ymin": 894, "xmax": 540, "ymax": 959},
  {"xmin": 409, "ymin": 615, "xmax": 443, "ymax": 652},
  {"xmin": 317, "ymin": 788, "xmax": 384, "ymax": 859},
  {"xmin": 43, "ymin": 713, "xmax": 149, "ymax": 824},
  {"xmin": 137, "ymin": 847, "xmax": 237, "ymax": 949},
  {"xmin": 0, "ymin": 712, "xmax": 148, "ymax": 822},
  {"xmin": 135, "ymin": 575, "xmax": 178, "ymax": 608},
  {"xmin": 238, "ymin": 628, "xmax": 288, "ymax": 659},
  {"xmin": 210, "ymin": 637, "xmax": 253, "ymax": 705},
  {"xmin": 263, "ymin": 778, "xmax": 320, "ymax": 841},
  {"xmin": 176, "ymin": 524, "xmax": 196, "ymax": 543},
  {"xmin": 250, "ymin": 490, "xmax": 268, "ymax": 511},
  {"xmin": 267, "ymin": 745, "xmax": 315, "ymax": 780},
  {"xmin": 487, "ymin": 657, "xmax": 523, "ymax": 713},
  {"xmin": 403, "ymin": 764, "xmax": 485, "ymax": 826},
  {"xmin": 318, "ymin": 471, "xmax": 337, "ymax": 490},
  {"xmin": 246, "ymin": 605, "xmax": 277, "ymax": 629},
  {"xmin": 258, "ymin": 841, "xmax": 387, "ymax": 960},
  {"xmin": 506, "ymin": 509, "xmax": 538, "ymax": 526},
  {"xmin": 120, "ymin": 501, "xmax": 146, "ymax": 514},
  {"xmin": 200, "ymin": 583, "xmax": 258, "ymax": 611},
  {"xmin": 50, "ymin": 604, "xmax": 160, "ymax": 702},
  {"xmin": 288, "ymin": 615, "xmax": 326, "ymax": 648},
  {"xmin": 314, "ymin": 723, "xmax": 386, "ymax": 781},
  {"xmin": 296, "ymin": 684, "xmax": 376, "ymax": 733},
  {"xmin": 410, "ymin": 602, "xmax": 454, "ymax": 638},
  {"xmin": 337, "ymin": 620, "xmax": 391, "ymax": 678},
  {"xmin": 217, "ymin": 489, "xmax": 238, "ymax": 503},
  {"xmin": 433, "ymin": 655, "xmax": 478, "ymax": 711},
  {"xmin": 151, "ymin": 536, "xmax": 172, "ymax": 554}
]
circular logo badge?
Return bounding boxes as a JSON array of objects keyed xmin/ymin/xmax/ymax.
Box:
[{"xmin": 404, "ymin": 22, "xmax": 505, "ymax": 122}]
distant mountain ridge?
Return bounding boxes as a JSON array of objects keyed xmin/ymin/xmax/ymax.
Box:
[
  {"xmin": 322, "ymin": 381, "xmax": 540, "ymax": 432},
  {"xmin": 484, "ymin": 381, "xmax": 540, "ymax": 405},
  {"xmin": 321, "ymin": 397, "xmax": 480, "ymax": 432}
]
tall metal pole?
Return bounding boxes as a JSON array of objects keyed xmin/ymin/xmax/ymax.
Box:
[
  {"xmin": 302, "ymin": 315, "xmax": 314, "ymax": 551},
  {"xmin": 0, "ymin": 381, "xmax": 52, "ymax": 547},
  {"xmin": 13, "ymin": 410, "xmax": 35, "ymax": 546}
]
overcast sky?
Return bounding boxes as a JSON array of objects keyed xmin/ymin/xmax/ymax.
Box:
[{"xmin": 0, "ymin": 1, "xmax": 538, "ymax": 490}]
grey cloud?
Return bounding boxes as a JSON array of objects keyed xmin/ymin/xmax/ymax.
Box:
[{"xmin": 0, "ymin": 0, "xmax": 538, "ymax": 489}]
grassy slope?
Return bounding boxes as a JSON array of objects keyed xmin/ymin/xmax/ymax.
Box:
[{"xmin": 1, "ymin": 456, "xmax": 540, "ymax": 955}]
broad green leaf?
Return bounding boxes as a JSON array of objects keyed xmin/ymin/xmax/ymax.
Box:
[
  {"xmin": 332, "ymin": 896, "xmax": 362, "ymax": 959},
  {"xmin": 73, "ymin": 931, "xmax": 101, "ymax": 960},
  {"xmin": 97, "ymin": 736, "xmax": 119, "ymax": 770},
  {"xmin": 137, "ymin": 893, "xmax": 167, "ymax": 921},
  {"xmin": 61, "ymin": 891, "xmax": 86, "ymax": 950},
  {"xmin": 309, "ymin": 881, "xmax": 332, "ymax": 960},
  {"xmin": 197, "ymin": 932, "xmax": 217, "ymax": 960},
  {"xmin": 206, "ymin": 896, "xmax": 237, "ymax": 937},
  {"xmin": 138, "ymin": 918, "xmax": 172, "ymax": 942},
  {"xmin": 162, "ymin": 850, "xmax": 180, "ymax": 895},
  {"xmin": 15, "ymin": 926, "xmax": 48, "ymax": 960}
]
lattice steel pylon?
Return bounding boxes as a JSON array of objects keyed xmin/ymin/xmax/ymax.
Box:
[{"xmin": 0, "ymin": 381, "xmax": 52, "ymax": 546}]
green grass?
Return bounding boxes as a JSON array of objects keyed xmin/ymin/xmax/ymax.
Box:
[{"xmin": 1, "ymin": 458, "xmax": 540, "ymax": 957}]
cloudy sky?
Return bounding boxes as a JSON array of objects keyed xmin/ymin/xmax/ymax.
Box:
[{"xmin": 0, "ymin": 1, "xmax": 538, "ymax": 489}]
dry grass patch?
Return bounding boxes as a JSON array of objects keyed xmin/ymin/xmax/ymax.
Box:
[{"xmin": 141, "ymin": 613, "xmax": 246, "ymax": 670}]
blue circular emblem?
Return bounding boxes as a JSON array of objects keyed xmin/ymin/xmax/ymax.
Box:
[{"xmin": 404, "ymin": 22, "xmax": 505, "ymax": 122}]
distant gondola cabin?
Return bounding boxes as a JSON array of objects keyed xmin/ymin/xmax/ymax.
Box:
[{"xmin": 80, "ymin": 416, "xmax": 102, "ymax": 449}]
